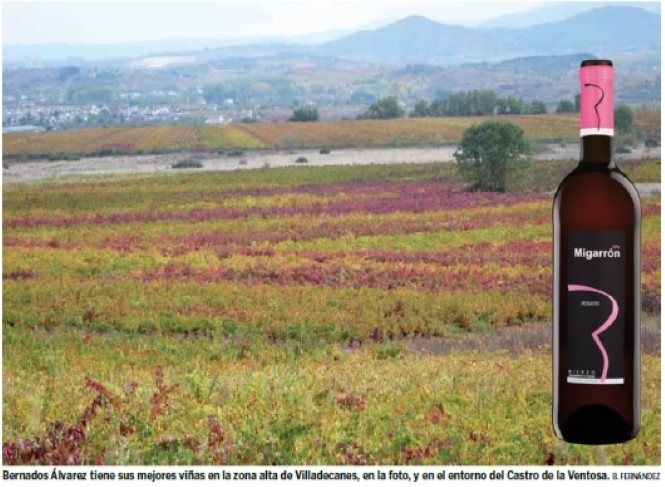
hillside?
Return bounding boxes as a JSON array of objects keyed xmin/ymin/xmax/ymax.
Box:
[
  {"xmin": 314, "ymin": 16, "xmax": 502, "ymax": 64},
  {"xmin": 313, "ymin": 6, "xmax": 659, "ymax": 64},
  {"xmin": 480, "ymin": 1, "xmax": 661, "ymax": 29},
  {"xmin": 518, "ymin": 5, "xmax": 661, "ymax": 53},
  {"xmin": 3, "ymin": 111, "xmax": 660, "ymax": 160},
  {"xmin": 2, "ymin": 6, "xmax": 659, "ymax": 133},
  {"xmin": 4, "ymin": 5, "xmax": 659, "ymax": 68},
  {"xmin": 411, "ymin": 53, "xmax": 660, "ymax": 103}
]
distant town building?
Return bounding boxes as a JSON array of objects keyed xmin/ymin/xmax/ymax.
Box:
[{"xmin": 204, "ymin": 116, "xmax": 226, "ymax": 125}]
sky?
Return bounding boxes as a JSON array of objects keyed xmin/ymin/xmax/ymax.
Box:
[{"xmin": 2, "ymin": 0, "xmax": 541, "ymax": 45}]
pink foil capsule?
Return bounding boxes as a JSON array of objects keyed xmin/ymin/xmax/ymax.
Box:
[{"xmin": 579, "ymin": 61, "xmax": 614, "ymax": 136}]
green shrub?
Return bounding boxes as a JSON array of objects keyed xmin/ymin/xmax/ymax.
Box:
[
  {"xmin": 454, "ymin": 121, "xmax": 531, "ymax": 193},
  {"xmin": 319, "ymin": 148, "xmax": 331, "ymax": 154},
  {"xmin": 615, "ymin": 146, "xmax": 632, "ymax": 154},
  {"xmin": 289, "ymin": 107, "xmax": 319, "ymax": 122},
  {"xmin": 615, "ymin": 105, "xmax": 634, "ymax": 135},
  {"xmin": 227, "ymin": 149, "xmax": 244, "ymax": 157},
  {"xmin": 295, "ymin": 157, "xmax": 308, "ymax": 164},
  {"xmin": 357, "ymin": 96, "xmax": 405, "ymax": 120},
  {"xmin": 171, "ymin": 160, "xmax": 203, "ymax": 169},
  {"xmin": 47, "ymin": 152, "xmax": 81, "ymax": 161},
  {"xmin": 89, "ymin": 148, "xmax": 130, "ymax": 157}
]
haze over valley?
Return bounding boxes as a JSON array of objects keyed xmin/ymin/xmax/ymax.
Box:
[{"xmin": 3, "ymin": 2, "xmax": 660, "ymax": 131}]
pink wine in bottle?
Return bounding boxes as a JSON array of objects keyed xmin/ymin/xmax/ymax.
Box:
[{"xmin": 552, "ymin": 59, "xmax": 641, "ymax": 444}]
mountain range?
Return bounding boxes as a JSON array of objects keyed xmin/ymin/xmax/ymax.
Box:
[
  {"xmin": 310, "ymin": 5, "xmax": 660, "ymax": 65},
  {"xmin": 479, "ymin": 1, "xmax": 660, "ymax": 28},
  {"xmin": 2, "ymin": 3, "xmax": 659, "ymax": 113},
  {"xmin": 3, "ymin": 4, "xmax": 660, "ymax": 66}
]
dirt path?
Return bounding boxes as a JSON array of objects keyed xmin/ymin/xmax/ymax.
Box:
[{"xmin": 2, "ymin": 144, "xmax": 660, "ymax": 185}]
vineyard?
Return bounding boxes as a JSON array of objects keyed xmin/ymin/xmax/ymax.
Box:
[
  {"xmin": 3, "ymin": 112, "xmax": 659, "ymax": 159},
  {"xmin": 2, "ymin": 161, "xmax": 661, "ymax": 465}
]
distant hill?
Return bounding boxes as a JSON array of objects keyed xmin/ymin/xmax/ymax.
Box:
[
  {"xmin": 313, "ymin": 5, "xmax": 660, "ymax": 64},
  {"xmin": 313, "ymin": 15, "xmax": 503, "ymax": 64},
  {"xmin": 480, "ymin": 1, "xmax": 660, "ymax": 28},
  {"xmin": 3, "ymin": 5, "xmax": 659, "ymax": 67},
  {"xmin": 518, "ymin": 5, "xmax": 661, "ymax": 54},
  {"xmin": 2, "ymin": 4, "xmax": 659, "ymax": 118},
  {"xmin": 412, "ymin": 53, "xmax": 660, "ymax": 104},
  {"xmin": 313, "ymin": 15, "xmax": 514, "ymax": 64},
  {"xmin": 2, "ymin": 39, "xmax": 235, "ymax": 65},
  {"xmin": 491, "ymin": 53, "xmax": 598, "ymax": 75},
  {"xmin": 2, "ymin": 37, "xmax": 339, "ymax": 67}
]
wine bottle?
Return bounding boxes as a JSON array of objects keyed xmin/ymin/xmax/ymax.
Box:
[{"xmin": 552, "ymin": 59, "xmax": 641, "ymax": 444}]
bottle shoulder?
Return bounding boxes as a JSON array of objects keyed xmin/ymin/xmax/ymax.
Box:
[{"xmin": 553, "ymin": 165, "xmax": 641, "ymax": 208}]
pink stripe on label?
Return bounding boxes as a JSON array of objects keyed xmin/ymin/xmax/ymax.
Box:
[
  {"xmin": 579, "ymin": 64, "xmax": 614, "ymax": 134},
  {"xmin": 568, "ymin": 284, "xmax": 619, "ymax": 383}
]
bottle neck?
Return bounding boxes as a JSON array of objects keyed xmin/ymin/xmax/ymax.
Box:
[
  {"xmin": 578, "ymin": 62, "xmax": 614, "ymax": 168},
  {"xmin": 580, "ymin": 134, "xmax": 615, "ymax": 168}
]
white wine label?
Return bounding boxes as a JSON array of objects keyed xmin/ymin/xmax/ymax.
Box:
[{"xmin": 567, "ymin": 231, "xmax": 625, "ymax": 385}]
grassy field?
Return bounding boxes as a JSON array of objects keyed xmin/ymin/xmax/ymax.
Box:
[
  {"xmin": 2, "ymin": 161, "xmax": 661, "ymax": 465},
  {"xmin": 3, "ymin": 111, "xmax": 659, "ymax": 159}
]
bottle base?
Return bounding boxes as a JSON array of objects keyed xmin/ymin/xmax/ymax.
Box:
[{"xmin": 556, "ymin": 404, "xmax": 638, "ymax": 445}]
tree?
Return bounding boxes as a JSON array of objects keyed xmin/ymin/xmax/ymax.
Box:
[
  {"xmin": 358, "ymin": 96, "xmax": 405, "ymax": 119},
  {"xmin": 454, "ymin": 121, "xmax": 531, "ymax": 192},
  {"xmin": 528, "ymin": 100, "xmax": 548, "ymax": 114},
  {"xmin": 443, "ymin": 92, "xmax": 469, "ymax": 116},
  {"xmin": 556, "ymin": 100, "xmax": 576, "ymax": 113},
  {"xmin": 410, "ymin": 100, "xmax": 431, "ymax": 118},
  {"xmin": 473, "ymin": 90, "xmax": 498, "ymax": 116},
  {"xmin": 497, "ymin": 96, "xmax": 524, "ymax": 115},
  {"xmin": 289, "ymin": 107, "xmax": 319, "ymax": 122},
  {"xmin": 438, "ymin": 89, "xmax": 498, "ymax": 116},
  {"xmin": 614, "ymin": 105, "xmax": 634, "ymax": 134},
  {"xmin": 429, "ymin": 99, "xmax": 446, "ymax": 117}
]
